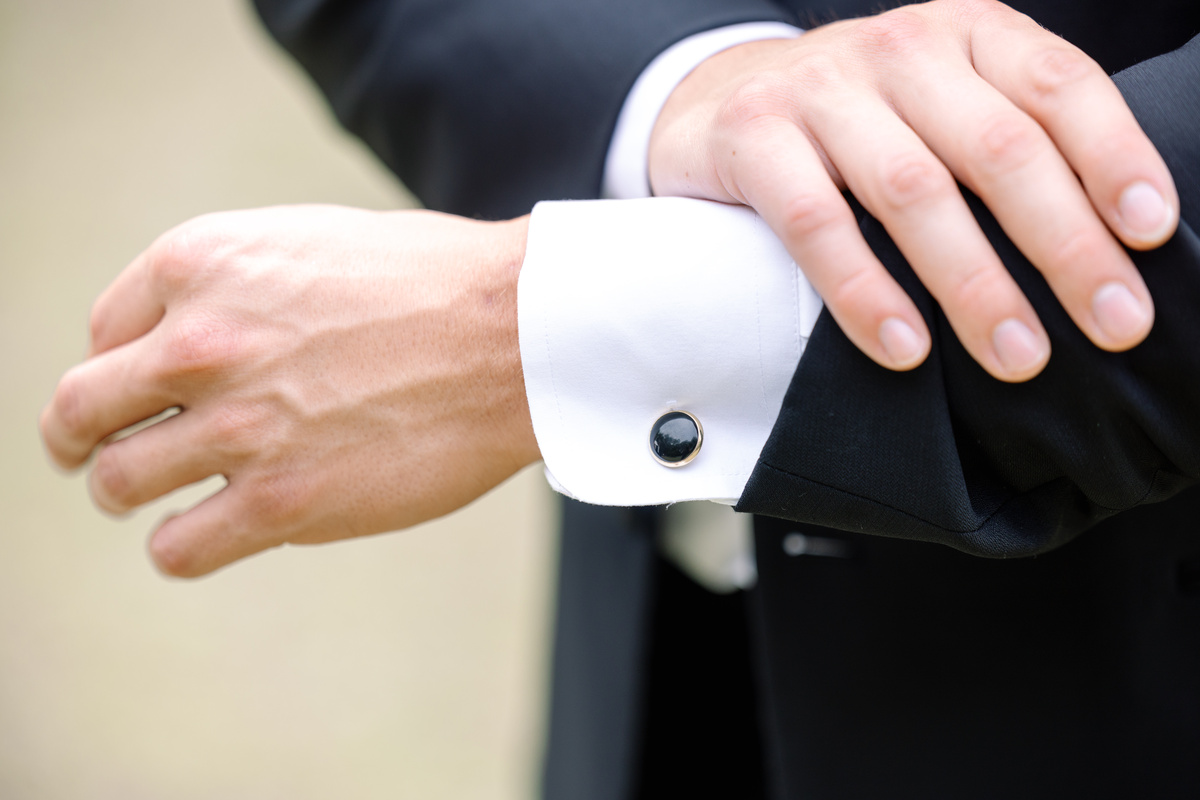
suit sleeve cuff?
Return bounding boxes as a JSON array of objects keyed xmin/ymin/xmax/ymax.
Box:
[
  {"xmin": 518, "ymin": 197, "xmax": 823, "ymax": 506},
  {"xmin": 602, "ymin": 21, "xmax": 804, "ymax": 200}
]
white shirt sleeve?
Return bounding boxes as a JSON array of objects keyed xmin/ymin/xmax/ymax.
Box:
[
  {"xmin": 603, "ymin": 21, "xmax": 804, "ymax": 200},
  {"xmin": 518, "ymin": 197, "xmax": 824, "ymax": 507},
  {"xmin": 519, "ymin": 22, "xmax": 818, "ymax": 512}
]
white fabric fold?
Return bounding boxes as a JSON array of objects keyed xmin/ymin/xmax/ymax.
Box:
[{"xmin": 518, "ymin": 197, "xmax": 823, "ymax": 507}]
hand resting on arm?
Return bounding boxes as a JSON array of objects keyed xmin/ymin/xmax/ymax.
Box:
[{"xmin": 649, "ymin": 0, "xmax": 1178, "ymax": 380}]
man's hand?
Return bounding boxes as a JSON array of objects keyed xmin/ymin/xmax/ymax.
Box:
[
  {"xmin": 40, "ymin": 206, "xmax": 538, "ymax": 577},
  {"xmin": 650, "ymin": 0, "xmax": 1178, "ymax": 381}
]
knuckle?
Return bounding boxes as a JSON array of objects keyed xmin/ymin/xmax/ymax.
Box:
[
  {"xmin": 149, "ymin": 531, "xmax": 196, "ymax": 578},
  {"xmin": 147, "ymin": 216, "xmax": 229, "ymax": 290},
  {"xmin": 146, "ymin": 252, "xmax": 187, "ymax": 292},
  {"xmin": 779, "ymin": 192, "xmax": 844, "ymax": 242},
  {"xmin": 949, "ymin": 0, "xmax": 1006, "ymax": 24},
  {"xmin": 852, "ymin": 9, "xmax": 931, "ymax": 61},
  {"xmin": 248, "ymin": 474, "xmax": 311, "ymax": 529},
  {"xmin": 148, "ymin": 242, "xmax": 197, "ymax": 291},
  {"xmin": 946, "ymin": 0, "xmax": 1034, "ymax": 36},
  {"xmin": 876, "ymin": 154, "xmax": 952, "ymax": 211},
  {"xmin": 1045, "ymin": 226, "xmax": 1105, "ymax": 273},
  {"xmin": 39, "ymin": 404, "xmax": 77, "ymax": 469},
  {"xmin": 1078, "ymin": 129, "xmax": 1147, "ymax": 178},
  {"xmin": 52, "ymin": 370, "xmax": 90, "ymax": 440},
  {"xmin": 1023, "ymin": 46, "xmax": 1096, "ymax": 103},
  {"xmin": 946, "ymin": 263, "xmax": 1009, "ymax": 313},
  {"xmin": 716, "ymin": 56, "xmax": 842, "ymax": 130},
  {"xmin": 209, "ymin": 403, "xmax": 269, "ymax": 458},
  {"xmin": 92, "ymin": 447, "xmax": 136, "ymax": 510},
  {"xmin": 826, "ymin": 264, "xmax": 879, "ymax": 315},
  {"xmin": 719, "ymin": 78, "xmax": 790, "ymax": 129},
  {"xmin": 163, "ymin": 312, "xmax": 240, "ymax": 375},
  {"xmin": 88, "ymin": 301, "xmax": 108, "ymax": 349},
  {"xmin": 786, "ymin": 54, "xmax": 842, "ymax": 94},
  {"xmin": 969, "ymin": 114, "xmax": 1043, "ymax": 176}
]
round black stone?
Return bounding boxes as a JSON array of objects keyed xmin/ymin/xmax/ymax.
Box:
[{"xmin": 650, "ymin": 411, "xmax": 701, "ymax": 465}]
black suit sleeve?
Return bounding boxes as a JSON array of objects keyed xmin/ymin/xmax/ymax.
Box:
[
  {"xmin": 737, "ymin": 35, "xmax": 1200, "ymax": 558},
  {"xmin": 250, "ymin": 0, "xmax": 792, "ymax": 219}
]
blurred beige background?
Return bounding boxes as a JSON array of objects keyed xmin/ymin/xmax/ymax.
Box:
[{"xmin": 0, "ymin": 1, "xmax": 557, "ymax": 797}]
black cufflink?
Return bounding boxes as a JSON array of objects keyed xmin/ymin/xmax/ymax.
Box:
[{"xmin": 649, "ymin": 410, "xmax": 703, "ymax": 467}]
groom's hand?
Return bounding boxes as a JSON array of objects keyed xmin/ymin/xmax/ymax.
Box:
[
  {"xmin": 650, "ymin": 0, "xmax": 1178, "ymax": 381},
  {"xmin": 40, "ymin": 206, "xmax": 537, "ymax": 577}
]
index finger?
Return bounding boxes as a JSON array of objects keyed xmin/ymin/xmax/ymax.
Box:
[
  {"xmin": 87, "ymin": 236, "xmax": 173, "ymax": 357},
  {"xmin": 728, "ymin": 117, "xmax": 933, "ymax": 370}
]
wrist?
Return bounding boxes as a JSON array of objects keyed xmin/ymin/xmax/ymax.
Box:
[
  {"xmin": 649, "ymin": 38, "xmax": 798, "ymax": 198},
  {"xmin": 477, "ymin": 215, "xmax": 540, "ymax": 470},
  {"xmin": 605, "ymin": 22, "xmax": 804, "ymax": 199}
]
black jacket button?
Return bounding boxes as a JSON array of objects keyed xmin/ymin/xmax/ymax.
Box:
[{"xmin": 649, "ymin": 411, "xmax": 703, "ymax": 467}]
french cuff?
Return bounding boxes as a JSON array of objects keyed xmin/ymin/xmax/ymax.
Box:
[
  {"xmin": 518, "ymin": 197, "xmax": 823, "ymax": 507},
  {"xmin": 602, "ymin": 21, "xmax": 804, "ymax": 200}
]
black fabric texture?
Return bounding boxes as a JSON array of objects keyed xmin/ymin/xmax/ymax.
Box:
[
  {"xmin": 632, "ymin": 554, "xmax": 766, "ymax": 800},
  {"xmin": 750, "ymin": 499, "xmax": 1200, "ymax": 799},
  {"xmin": 540, "ymin": 502, "xmax": 658, "ymax": 800},
  {"xmin": 252, "ymin": 0, "xmax": 792, "ymax": 219}
]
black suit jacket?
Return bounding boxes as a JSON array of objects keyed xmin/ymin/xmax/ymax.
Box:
[{"xmin": 252, "ymin": 1, "xmax": 1200, "ymax": 797}]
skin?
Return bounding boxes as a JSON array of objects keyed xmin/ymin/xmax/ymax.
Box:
[
  {"xmin": 650, "ymin": 0, "xmax": 1178, "ymax": 380},
  {"xmin": 40, "ymin": 0, "xmax": 1180, "ymax": 576},
  {"xmin": 40, "ymin": 207, "xmax": 538, "ymax": 577}
]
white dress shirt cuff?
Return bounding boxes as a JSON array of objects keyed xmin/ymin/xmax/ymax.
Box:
[
  {"xmin": 518, "ymin": 197, "xmax": 824, "ymax": 507},
  {"xmin": 602, "ymin": 21, "xmax": 804, "ymax": 200}
]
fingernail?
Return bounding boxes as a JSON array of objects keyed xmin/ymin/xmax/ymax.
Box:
[
  {"xmin": 879, "ymin": 317, "xmax": 925, "ymax": 367},
  {"xmin": 1118, "ymin": 181, "xmax": 1172, "ymax": 241},
  {"xmin": 992, "ymin": 318, "xmax": 1048, "ymax": 375},
  {"xmin": 1092, "ymin": 281, "xmax": 1151, "ymax": 343}
]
